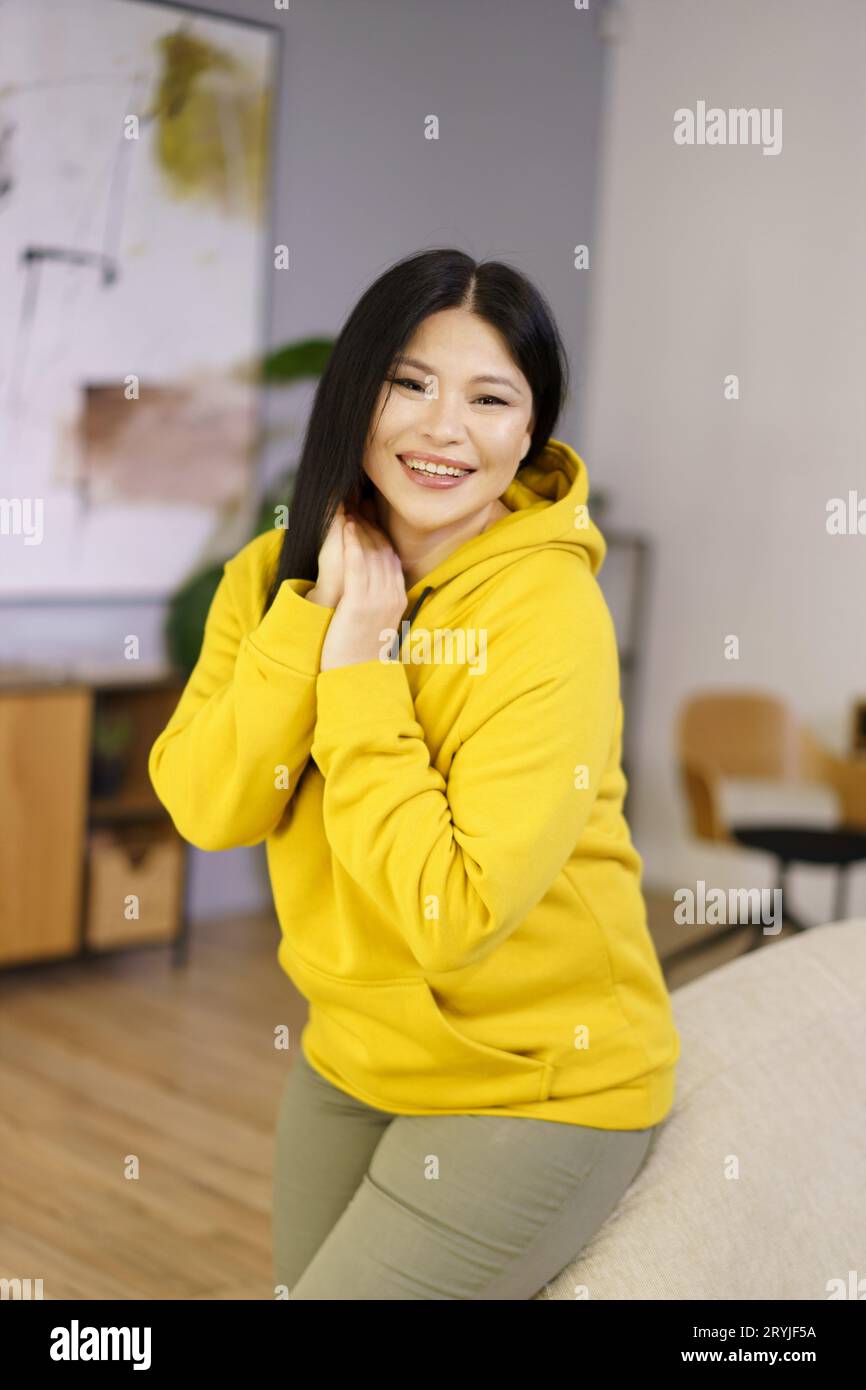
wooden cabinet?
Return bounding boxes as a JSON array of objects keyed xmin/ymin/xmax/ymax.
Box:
[
  {"xmin": 0, "ymin": 688, "xmax": 91, "ymax": 963},
  {"xmin": 0, "ymin": 671, "xmax": 190, "ymax": 970}
]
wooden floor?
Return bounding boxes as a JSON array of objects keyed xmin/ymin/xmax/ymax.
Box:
[
  {"xmin": 0, "ymin": 911, "xmax": 305, "ymax": 1300},
  {"xmin": 0, "ymin": 893, "xmax": 797, "ymax": 1299},
  {"xmin": 644, "ymin": 887, "xmax": 801, "ymax": 993}
]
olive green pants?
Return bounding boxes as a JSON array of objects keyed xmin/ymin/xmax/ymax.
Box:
[{"xmin": 272, "ymin": 1046, "xmax": 660, "ymax": 1300}]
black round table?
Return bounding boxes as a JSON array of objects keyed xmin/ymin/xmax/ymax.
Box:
[{"xmin": 731, "ymin": 823, "xmax": 866, "ymax": 928}]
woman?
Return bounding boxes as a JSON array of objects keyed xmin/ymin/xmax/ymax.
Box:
[{"xmin": 148, "ymin": 248, "xmax": 681, "ymax": 1300}]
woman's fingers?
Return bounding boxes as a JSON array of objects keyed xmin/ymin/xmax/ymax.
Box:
[
  {"xmin": 349, "ymin": 510, "xmax": 387, "ymax": 550},
  {"xmin": 344, "ymin": 514, "xmax": 375, "ymax": 591},
  {"xmin": 348, "ymin": 512, "xmax": 394, "ymax": 590},
  {"xmin": 343, "ymin": 515, "xmax": 402, "ymax": 602},
  {"xmin": 347, "ymin": 512, "xmax": 378, "ymax": 550},
  {"xmin": 342, "ymin": 519, "xmax": 366, "ymax": 587}
]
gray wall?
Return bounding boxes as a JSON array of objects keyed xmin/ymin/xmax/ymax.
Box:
[{"xmin": 2, "ymin": 0, "xmax": 611, "ymax": 921}]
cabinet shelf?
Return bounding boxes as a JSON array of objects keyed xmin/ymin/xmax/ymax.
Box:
[
  {"xmin": 89, "ymin": 799, "xmax": 173, "ymax": 825},
  {"xmin": 0, "ymin": 674, "xmax": 189, "ymax": 971}
]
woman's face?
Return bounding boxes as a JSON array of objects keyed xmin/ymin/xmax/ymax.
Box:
[{"xmin": 363, "ymin": 307, "xmax": 534, "ymax": 532}]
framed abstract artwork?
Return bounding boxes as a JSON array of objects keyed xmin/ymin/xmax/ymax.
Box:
[{"xmin": 0, "ymin": 0, "xmax": 281, "ymax": 597}]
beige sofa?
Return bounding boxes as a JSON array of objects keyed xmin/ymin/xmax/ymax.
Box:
[{"xmin": 538, "ymin": 918, "xmax": 866, "ymax": 1300}]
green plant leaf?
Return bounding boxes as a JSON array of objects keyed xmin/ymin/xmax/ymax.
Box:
[
  {"xmin": 259, "ymin": 337, "xmax": 334, "ymax": 383},
  {"xmin": 92, "ymin": 711, "xmax": 134, "ymax": 756},
  {"xmin": 165, "ymin": 563, "xmax": 225, "ymax": 675}
]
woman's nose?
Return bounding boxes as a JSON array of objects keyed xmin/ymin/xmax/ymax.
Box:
[{"xmin": 417, "ymin": 391, "xmax": 466, "ymax": 438}]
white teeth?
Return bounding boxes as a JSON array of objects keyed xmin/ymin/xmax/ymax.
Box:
[{"xmin": 402, "ymin": 456, "xmax": 469, "ymax": 477}]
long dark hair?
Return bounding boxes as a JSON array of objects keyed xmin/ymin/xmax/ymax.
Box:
[{"xmin": 262, "ymin": 247, "xmax": 569, "ymax": 615}]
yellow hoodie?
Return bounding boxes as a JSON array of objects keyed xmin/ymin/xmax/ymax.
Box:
[{"xmin": 149, "ymin": 439, "xmax": 680, "ymax": 1129}]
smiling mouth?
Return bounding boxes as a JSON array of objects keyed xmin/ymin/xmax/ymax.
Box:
[{"xmin": 397, "ymin": 453, "xmax": 474, "ymax": 481}]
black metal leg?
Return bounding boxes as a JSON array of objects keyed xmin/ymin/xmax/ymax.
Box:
[
  {"xmin": 777, "ymin": 858, "xmax": 811, "ymax": 932},
  {"xmin": 833, "ymin": 863, "xmax": 849, "ymax": 922}
]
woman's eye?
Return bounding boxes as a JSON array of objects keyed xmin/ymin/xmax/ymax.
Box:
[{"xmin": 390, "ymin": 377, "xmax": 506, "ymax": 407}]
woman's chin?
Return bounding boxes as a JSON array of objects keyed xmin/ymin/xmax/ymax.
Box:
[{"xmin": 397, "ymin": 496, "xmax": 471, "ymax": 528}]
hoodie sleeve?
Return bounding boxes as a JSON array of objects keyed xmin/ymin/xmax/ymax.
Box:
[
  {"xmin": 310, "ymin": 559, "xmax": 620, "ymax": 973},
  {"xmin": 148, "ymin": 541, "xmax": 333, "ymax": 852}
]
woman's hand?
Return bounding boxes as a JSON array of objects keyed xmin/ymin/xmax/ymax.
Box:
[
  {"xmin": 320, "ymin": 516, "xmax": 407, "ymax": 672},
  {"xmin": 307, "ymin": 488, "xmax": 384, "ymax": 608},
  {"xmin": 307, "ymin": 501, "xmax": 348, "ymax": 609}
]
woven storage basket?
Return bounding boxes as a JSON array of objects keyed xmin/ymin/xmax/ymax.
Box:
[{"xmin": 85, "ymin": 824, "xmax": 183, "ymax": 949}]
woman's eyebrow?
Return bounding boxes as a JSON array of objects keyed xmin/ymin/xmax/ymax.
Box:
[{"xmin": 392, "ymin": 356, "xmax": 523, "ymax": 394}]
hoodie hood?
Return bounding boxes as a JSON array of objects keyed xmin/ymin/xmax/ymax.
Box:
[{"xmin": 399, "ymin": 437, "xmax": 607, "ymax": 636}]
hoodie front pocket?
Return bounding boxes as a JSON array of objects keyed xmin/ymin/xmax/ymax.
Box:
[{"xmin": 281, "ymin": 942, "xmax": 549, "ymax": 1110}]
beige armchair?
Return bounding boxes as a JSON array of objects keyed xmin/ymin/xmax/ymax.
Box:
[{"xmin": 677, "ymin": 689, "xmax": 866, "ymax": 843}]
